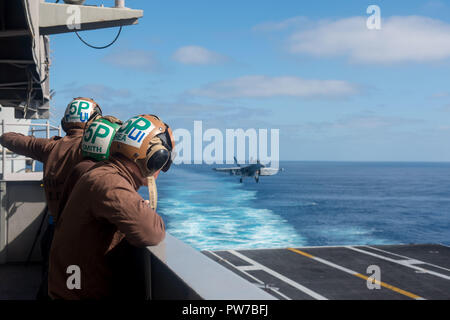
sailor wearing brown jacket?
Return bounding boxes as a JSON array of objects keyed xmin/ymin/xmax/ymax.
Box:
[
  {"xmin": 0, "ymin": 97, "xmax": 102, "ymax": 299},
  {"xmin": 0, "ymin": 97, "xmax": 102, "ymax": 221},
  {"xmin": 55, "ymin": 115, "xmax": 123, "ymax": 221},
  {"xmin": 48, "ymin": 114, "xmax": 175, "ymax": 299}
]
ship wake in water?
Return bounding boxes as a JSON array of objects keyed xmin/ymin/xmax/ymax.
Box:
[
  {"xmin": 142, "ymin": 162, "xmax": 450, "ymax": 251},
  {"xmin": 143, "ymin": 165, "xmax": 306, "ymax": 250}
]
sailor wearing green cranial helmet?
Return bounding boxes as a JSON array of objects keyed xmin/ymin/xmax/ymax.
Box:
[
  {"xmin": 81, "ymin": 117, "xmax": 122, "ymax": 161},
  {"xmin": 56, "ymin": 115, "xmax": 123, "ymax": 221}
]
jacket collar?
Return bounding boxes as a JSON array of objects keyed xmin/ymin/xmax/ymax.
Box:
[
  {"xmin": 109, "ymin": 154, "xmax": 147, "ymax": 190},
  {"xmin": 65, "ymin": 128, "xmax": 85, "ymax": 137}
]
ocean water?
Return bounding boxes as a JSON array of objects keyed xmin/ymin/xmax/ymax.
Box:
[{"xmin": 140, "ymin": 162, "xmax": 450, "ymax": 251}]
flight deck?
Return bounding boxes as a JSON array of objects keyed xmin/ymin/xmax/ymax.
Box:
[{"xmin": 203, "ymin": 244, "xmax": 450, "ymax": 300}]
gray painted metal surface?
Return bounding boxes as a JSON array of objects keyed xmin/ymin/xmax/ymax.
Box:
[
  {"xmin": 147, "ymin": 234, "xmax": 276, "ymax": 300},
  {"xmin": 0, "ymin": 181, "xmax": 6, "ymax": 264},
  {"xmin": 0, "ymin": 180, "xmax": 46, "ymax": 264},
  {"xmin": 0, "ymin": 0, "xmax": 49, "ymax": 118}
]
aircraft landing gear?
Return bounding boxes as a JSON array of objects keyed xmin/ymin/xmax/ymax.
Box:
[{"xmin": 255, "ymin": 171, "xmax": 260, "ymax": 183}]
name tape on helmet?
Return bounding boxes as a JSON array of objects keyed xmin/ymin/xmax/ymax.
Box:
[
  {"xmin": 82, "ymin": 121, "xmax": 116, "ymax": 155},
  {"xmin": 64, "ymin": 100, "xmax": 95, "ymax": 123},
  {"xmin": 114, "ymin": 116, "xmax": 155, "ymax": 149}
]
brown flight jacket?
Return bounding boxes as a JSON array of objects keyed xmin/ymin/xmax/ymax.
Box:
[
  {"xmin": 0, "ymin": 128, "xmax": 84, "ymax": 220},
  {"xmin": 48, "ymin": 154, "xmax": 165, "ymax": 300},
  {"xmin": 56, "ymin": 158, "xmax": 96, "ymax": 221}
]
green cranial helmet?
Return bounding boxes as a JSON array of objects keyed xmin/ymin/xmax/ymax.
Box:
[{"xmin": 82, "ymin": 117, "xmax": 122, "ymax": 161}]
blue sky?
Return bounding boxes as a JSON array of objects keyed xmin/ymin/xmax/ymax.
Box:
[{"xmin": 48, "ymin": 0, "xmax": 450, "ymax": 161}]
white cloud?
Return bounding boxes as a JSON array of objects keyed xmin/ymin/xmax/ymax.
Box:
[
  {"xmin": 103, "ymin": 49, "xmax": 160, "ymax": 72},
  {"xmin": 190, "ymin": 75, "xmax": 359, "ymax": 99},
  {"xmin": 288, "ymin": 16, "xmax": 450, "ymax": 63},
  {"xmin": 431, "ymin": 91, "xmax": 450, "ymax": 99},
  {"xmin": 290, "ymin": 114, "xmax": 423, "ymax": 135},
  {"xmin": 333, "ymin": 115, "xmax": 422, "ymax": 130},
  {"xmin": 172, "ymin": 46, "xmax": 227, "ymax": 65}
]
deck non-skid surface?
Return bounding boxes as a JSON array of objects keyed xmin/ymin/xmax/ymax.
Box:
[
  {"xmin": 203, "ymin": 244, "xmax": 450, "ymax": 300},
  {"xmin": 0, "ymin": 263, "xmax": 41, "ymax": 300}
]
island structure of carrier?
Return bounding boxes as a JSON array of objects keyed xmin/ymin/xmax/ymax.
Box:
[{"xmin": 0, "ymin": 0, "xmax": 449, "ymax": 300}]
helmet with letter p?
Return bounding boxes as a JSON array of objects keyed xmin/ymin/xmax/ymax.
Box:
[
  {"xmin": 61, "ymin": 97, "xmax": 102, "ymax": 132},
  {"xmin": 110, "ymin": 114, "xmax": 175, "ymax": 177},
  {"xmin": 81, "ymin": 116, "xmax": 123, "ymax": 161}
]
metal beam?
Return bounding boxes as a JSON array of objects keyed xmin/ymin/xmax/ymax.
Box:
[
  {"xmin": 39, "ymin": 2, "xmax": 143, "ymax": 35},
  {"xmin": 0, "ymin": 60, "xmax": 34, "ymax": 65},
  {"xmin": 0, "ymin": 87, "xmax": 42, "ymax": 90},
  {"xmin": 0, "ymin": 181, "xmax": 6, "ymax": 264},
  {"xmin": 0, "ymin": 82, "xmax": 29, "ymax": 87},
  {"xmin": 0, "ymin": 29, "xmax": 29, "ymax": 38}
]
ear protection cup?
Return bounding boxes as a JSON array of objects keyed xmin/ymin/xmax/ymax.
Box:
[
  {"xmin": 146, "ymin": 147, "xmax": 170, "ymax": 173},
  {"xmin": 156, "ymin": 127, "xmax": 175, "ymax": 172},
  {"xmin": 135, "ymin": 137, "xmax": 170, "ymax": 176}
]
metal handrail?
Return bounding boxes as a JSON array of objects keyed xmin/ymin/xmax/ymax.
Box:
[
  {"xmin": 6, "ymin": 123, "xmax": 60, "ymax": 129},
  {"xmin": 1, "ymin": 120, "xmax": 61, "ymax": 177}
]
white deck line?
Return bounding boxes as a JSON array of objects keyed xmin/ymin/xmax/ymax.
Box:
[
  {"xmin": 346, "ymin": 246, "xmax": 450, "ymax": 280},
  {"xmin": 364, "ymin": 245, "xmax": 450, "ymax": 272},
  {"xmin": 205, "ymin": 251, "xmax": 291, "ymax": 300},
  {"xmin": 239, "ymin": 265, "xmax": 262, "ymax": 271},
  {"xmin": 227, "ymin": 250, "xmax": 328, "ymax": 300}
]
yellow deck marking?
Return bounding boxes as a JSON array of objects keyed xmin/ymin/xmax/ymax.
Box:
[
  {"xmin": 288, "ymin": 247, "xmax": 315, "ymax": 259},
  {"xmin": 287, "ymin": 248, "xmax": 424, "ymax": 300},
  {"xmin": 353, "ymin": 273, "xmax": 422, "ymax": 299}
]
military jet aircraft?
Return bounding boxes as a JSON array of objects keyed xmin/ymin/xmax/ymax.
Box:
[{"xmin": 213, "ymin": 157, "xmax": 282, "ymax": 183}]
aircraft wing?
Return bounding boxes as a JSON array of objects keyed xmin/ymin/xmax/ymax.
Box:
[
  {"xmin": 259, "ymin": 168, "xmax": 280, "ymax": 176},
  {"xmin": 213, "ymin": 167, "xmax": 242, "ymax": 175},
  {"xmin": 213, "ymin": 167, "xmax": 241, "ymax": 172}
]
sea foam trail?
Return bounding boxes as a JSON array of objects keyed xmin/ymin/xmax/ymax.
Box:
[
  {"xmin": 140, "ymin": 162, "xmax": 450, "ymax": 249},
  {"xmin": 140, "ymin": 166, "xmax": 306, "ymax": 251}
]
